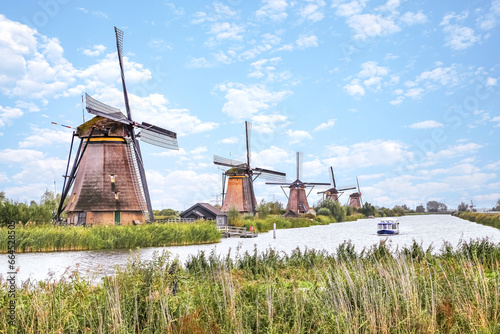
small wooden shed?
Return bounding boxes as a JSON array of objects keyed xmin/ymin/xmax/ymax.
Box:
[{"xmin": 180, "ymin": 203, "xmax": 228, "ymax": 226}]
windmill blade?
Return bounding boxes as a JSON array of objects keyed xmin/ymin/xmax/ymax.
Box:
[
  {"xmin": 296, "ymin": 152, "xmax": 303, "ymax": 180},
  {"xmin": 253, "ymin": 167, "xmax": 286, "ymax": 182},
  {"xmin": 85, "ymin": 94, "xmax": 130, "ymax": 124},
  {"xmin": 131, "ymin": 139, "xmax": 155, "ymax": 221},
  {"xmin": 356, "ymin": 176, "xmax": 363, "ymax": 206},
  {"xmin": 137, "ymin": 122, "xmax": 178, "ymax": 150},
  {"xmin": 114, "ymin": 27, "xmax": 133, "ymax": 121},
  {"xmin": 338, "ymin": 185, "xmax": 357, "ymax": 191},
  {"xmin": 329, "ymin": 167, "xmax": 336, "ymax": 188},
  {"xmin": 265, "ymin": 181, "xmax": 292, "ymax": 185},
  {"xmin": 245, "ymin": 121, "xmax": 252, "ymax": 167},
  {"xmin": 303, "ymin": 182, "xmax": 331, "ymax": 186},
  {"xmin": 213, "ymin": 155, "xmax": 247, "ymax": 169}
]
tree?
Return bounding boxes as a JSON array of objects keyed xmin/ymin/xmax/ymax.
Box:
[
  {"xmin": 457, "ymin": 202, "xmax": 469, "ymax": 212},
  {"xmin": 257, "ymin": 199, "xmax": 270, "ymax": 219},
  {"xmin": 359, "ymin": 202, "xmax": 376, "ymax": 217},
  {"xmin": 314, "ymin": 199, "xmax": 346, "ymax": 222},
  {"xmin": 426, "ymin": 200, "xmax": 447, "ymax": 213},
  {"xmin": 416, "ymin": 205, "xmax": 425, "ymax": 213},
  {"xmin": 493, "ymin": 199, "xmax": 500, "ymax": 211}
]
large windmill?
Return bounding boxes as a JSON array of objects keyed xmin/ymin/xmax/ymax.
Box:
[
  {"xmin": 267, "ymin": 152, "xmax": 330, "ymax": 217},
  {"xmin": 348, "ymin": 177, "xmax": 363, "ymax": 208},
  {"xmin": 317, "ymin": 167, "xmax": 356, "ymax": 202},
  {"xmin": 55, "ymin": 27, "xmax": 178, "ymax": 226},
  {"xmin": 213, "ymin": 121, "xmax": 286, "ymax": 214}
]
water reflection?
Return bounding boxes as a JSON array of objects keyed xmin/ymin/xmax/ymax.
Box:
[{"xmin": 2, "ymin": 215, "xmax": 500, "ymax": 283}]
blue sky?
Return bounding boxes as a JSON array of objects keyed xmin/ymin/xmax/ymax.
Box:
[{"xmin": 0, "ymin": 0, "xmax": 499, "ymax": 211}]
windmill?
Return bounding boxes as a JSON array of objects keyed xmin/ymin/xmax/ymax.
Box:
[
  {"xmin": 470, "ymin": 200, "xmax": 476, "ymax": 212},
  {"xmin": 55, "ymin": 27, "xmax": 178, "ymax": 226},
  {"xmin": 317, "ymin": 167, "xmax": 356, "ymax": 202},
  {"xmin": 267, "ymin": 152, "xmax": 330, "ymax": 217},
  {"xmin": 348, "ymin": 177, "xmax": 363, "ymax": 208},
  {"xmin": 213, "ymin": 121, "xmax": 286, "ymax": 214}
]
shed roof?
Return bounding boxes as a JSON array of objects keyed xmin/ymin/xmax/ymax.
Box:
[{"xmin": 180, "ymin": 203, "xmax": 226, "ymax": 218}]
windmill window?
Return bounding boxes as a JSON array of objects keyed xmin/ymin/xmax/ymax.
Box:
[
  {"xmin": 110, "ymin": 175, "xmax": 115, "ymax": 183},
  {"xmin": 115, "ymin": 192, "xmax": 119, "ymax": 200},
  {"xmin": 72, "ymin": 194, "xmax": 76, "ymax": 203}
]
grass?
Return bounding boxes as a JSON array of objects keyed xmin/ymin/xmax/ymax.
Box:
[
  {"xmin": 455, "ymin": 211, "xmax": 500, "ymax": 229},
  {"xmin": 2, "ymin": 239, "xmax": 500, "ymax": 333},
  {"xmin": 0, "ymin": 222, "xmax": 221, "ymax": 253}
]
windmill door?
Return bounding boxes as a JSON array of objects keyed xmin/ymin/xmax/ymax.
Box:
[
  {"xmin": 77, "ymin": 211, "xmax": 87, "ymax": 225},
  {"xmin": 114, "ymin": 211, "xmax": 121, "ymax": 225}
]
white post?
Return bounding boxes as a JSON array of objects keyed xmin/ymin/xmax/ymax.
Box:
[{"xmin": 273, "ymin": 222, "xmax": 276, "ymax": 239}]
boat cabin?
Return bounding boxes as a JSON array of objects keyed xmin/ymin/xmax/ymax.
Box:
[{"xmin": 377, "ymin": 218, "xmax": 400, "ymax": 235}]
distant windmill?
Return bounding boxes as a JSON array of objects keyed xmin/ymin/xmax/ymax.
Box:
[
  {"xmin": 267, "ymin": 152, "xmax": 330, "ymax": 216},
  {"xmin": 470, "ymin": 200, "xmax": 476, "ymax": 212},
  {"xmin": 317, "ymin": 167, "xmax": 356, "ymax": 202},
  {"xmin": 213, "ymin": 121, "xmax": 286, "ymax": 214},
  {"xmin": 55, "ymin": 27, "xmax": 178, "ymax": 226},
  {"xmin": 348, "ymin": 177, "xmax": 363, "ymax": 208}
]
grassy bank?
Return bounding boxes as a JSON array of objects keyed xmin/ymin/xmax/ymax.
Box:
[
  {"xmin": 1, "ymin": 239, "xmax": 500, "ymax": 333},
  {"xmin": 454, "ymin": 211, "xmax": 500, "ymax": 229},
  {"xmin": 233, "ymin": 215, "xmax": 337, "ymax": 233},
  {"xmin": 0, "ymin": 222, "xmax": 221, "ymax": 253}
]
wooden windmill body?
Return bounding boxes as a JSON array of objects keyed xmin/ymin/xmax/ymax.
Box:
[
  {"xmin": 318, "ymin": 167, "xmax": 356, "ymax": 202},
  {"xmin": 214, "ymin": 121, "xmax": 286, "ymax": 214},
  {"xmin": 348, "ymin": 177, "xmax": 363, "ymax": 208},
  {"xmin": 267, "ymin": 152, "xmax": 329, "ymax": 217},
  {"xmin": 56, "ymin": 28, "xmax": 178, "ymax": 226}
]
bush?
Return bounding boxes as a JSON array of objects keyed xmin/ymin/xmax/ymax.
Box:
[
  {"xmin": 317, "ymin": 207, "xmax": 331, "ymax": 216},
  {"xmin": 314, "ymin": 199, "xmax": 346, "ymax": 222}
]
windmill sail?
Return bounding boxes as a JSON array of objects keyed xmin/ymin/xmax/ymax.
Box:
[{"xmin": 85, "ymin": 94, "xmax": 130, "ymax": 124}]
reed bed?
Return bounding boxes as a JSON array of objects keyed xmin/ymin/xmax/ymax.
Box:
[
  {"xmin": 0, "ymin": 222, "xmax": 221, "ymax": 253},
  {"xmin": 455, "ymin": 211, "xmax": 500, "ymax": 229},
  {"xmin": 2, "ymin": 239, "xmax": 500, "ymax": 333}
]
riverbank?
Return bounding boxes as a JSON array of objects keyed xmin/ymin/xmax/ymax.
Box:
[
  {"xmin": 454, "ymin": 211, "xmax": 500, "ymax": 229},
  {"xmin": 2, "ymin": 239, "xmax": 499, "ymax": 333},
  {"xmin": 0, "ymin": 222, "xmax": 221, "ymax": 253}
]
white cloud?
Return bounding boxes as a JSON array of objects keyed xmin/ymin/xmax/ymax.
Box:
[
  {"xmin": 425, "ymin": 142, "xmax": 482, "ymax": 161},
  {"xmin": 286, "ymin": 129, "xmax": 312, "ymax": 144},
  {"xmin": 209, "ymin": 22, "xmax": 245, "ymax": 41},
  {"xmin": 347, "ymin": 14, "xmax": 401, "ymax": 40},
  {"xmin": 486, "ymin": 77, "xmax": 497, "ymax": 86},
  {"xmin": 0, "ymin": 106, "xmax": 23, "ymax": 127},
  {"xmin": 219, "ymin": 136, "xmax": 239, "ymax": 144},
  {"xmin": 296, "ymin": 34, "xmax": 319, "ymax": 49},
  {"xmin": 313, "ymin": 119, "xmax": 336, "ymax": 132},
  {"xmin": 408, "ymin": 120, "xmax": 444, "ymax": 129},
  {"xmin": 18, "ymin": 127, "xmax": 72, "ymax": 148},
  {"xmin": 405, "ymin": 87, "xmax": 424, "ymax": 99},
  {"xmin": 325, "ymin": 140, "xmax": 412, "ymax": 169},
  {"xmin": 82, "ymin": 44, "xmax": 106, "ymax": 57},
  {"xmin": 216, "ymin": 82, "xmax": 291, "ymax": 120},
  {"xmin": 252, "ymin": 145, "xmax": 289, "ymax": 169},
  {"xmin": 440, "ymin": 12, "xmax": 480, "ymax": 50},
  {"xmin": 334, "ymin": 0, "xmax": 367, "ymax": 17},
  {"xmin": 491, "ymin": 116, "xmax": 500, "ymax": 127},
  {"xmin": 256, "ymin": 0, "xmax": 288, "ymax": 21},
  {"xmin": 344, "ymin": 79, "xmax": 365, "ymax": 97},
  {"xmin": 477, "ymin": 0, "xmax": 500, "ymax": 30},
  {"xmin": 298, "ymin": 0, "xmax": 326, "ymax": 22},
  {"xmin": 251, "ymin": 114, "xmax": 289, "ymax": 133},
  {"xmin": 399, "ymin": 11, "xmax": 428, "ymax": 26}
]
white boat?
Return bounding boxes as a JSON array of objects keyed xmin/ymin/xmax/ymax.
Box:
[{"xmin": 377, "ymin": 218, "xmax": 400, "ymax": 235}]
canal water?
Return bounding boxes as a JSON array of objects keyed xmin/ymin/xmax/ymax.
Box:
[{"xmin": 2, "ymin": 214, "xmax": 500, "ymax": 283}]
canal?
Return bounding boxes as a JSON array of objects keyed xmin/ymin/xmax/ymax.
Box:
[{"xmin": 2, "ymin": 214, "xmax": 500, "ymax": 283}]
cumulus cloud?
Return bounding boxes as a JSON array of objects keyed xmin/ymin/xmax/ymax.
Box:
[
  {"xmin": 286, "ymin": 129, "xmax": 313, "ymax": 144},
  {"xmin": 82, "ymin": 44, "xmax": 106, "ymax": 57},
  {"xmin": 0, "ymin": 106, "xmax": 23, "ymax": 127},
  {"xmin": 296, "ymin": 34, "xmax": 319, "ymax": 49},
  {"xmin": 215, "ymin": 82, "xmax": 291, "ymax": 120},
  {"xmin": 440, "ymin": 12, "xmax": 480, "ymax": 50},
  {"xmin": 256, "ymin": 0, "xmax": 288, "ymax": 21}
]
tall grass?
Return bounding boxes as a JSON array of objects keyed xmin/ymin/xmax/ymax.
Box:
[
  {"xmin": 0, "ymin": 222, "xmax": 221, "ymax": 253},
  {"xmin": 455, "ymin": 211, "xmax": 500, "ymax": 229},
  {"xmin": 2, "ymin": 239, "xmax": 500, "ymax": 333}
]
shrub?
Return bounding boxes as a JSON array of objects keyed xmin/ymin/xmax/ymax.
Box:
[{"xmin": 317, "ymin": 207, "xmax": 331, "ymax": 216}]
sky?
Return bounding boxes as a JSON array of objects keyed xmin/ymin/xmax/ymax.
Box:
[{"xmin": 0, "ymin": 0, "xmax": 499, "ymax": 212}]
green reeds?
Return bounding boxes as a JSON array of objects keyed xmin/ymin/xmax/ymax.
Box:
[
  {"xmin": 2, "ymin": 239, "xmax": 500, "ymax": 333},
  {"xmin": 456, "ymin": 211, "xmax": 500, "ymax": 229},
  {"xmin": 0, "ymin": 222, "xmax": 221, "ymax": 253}
]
